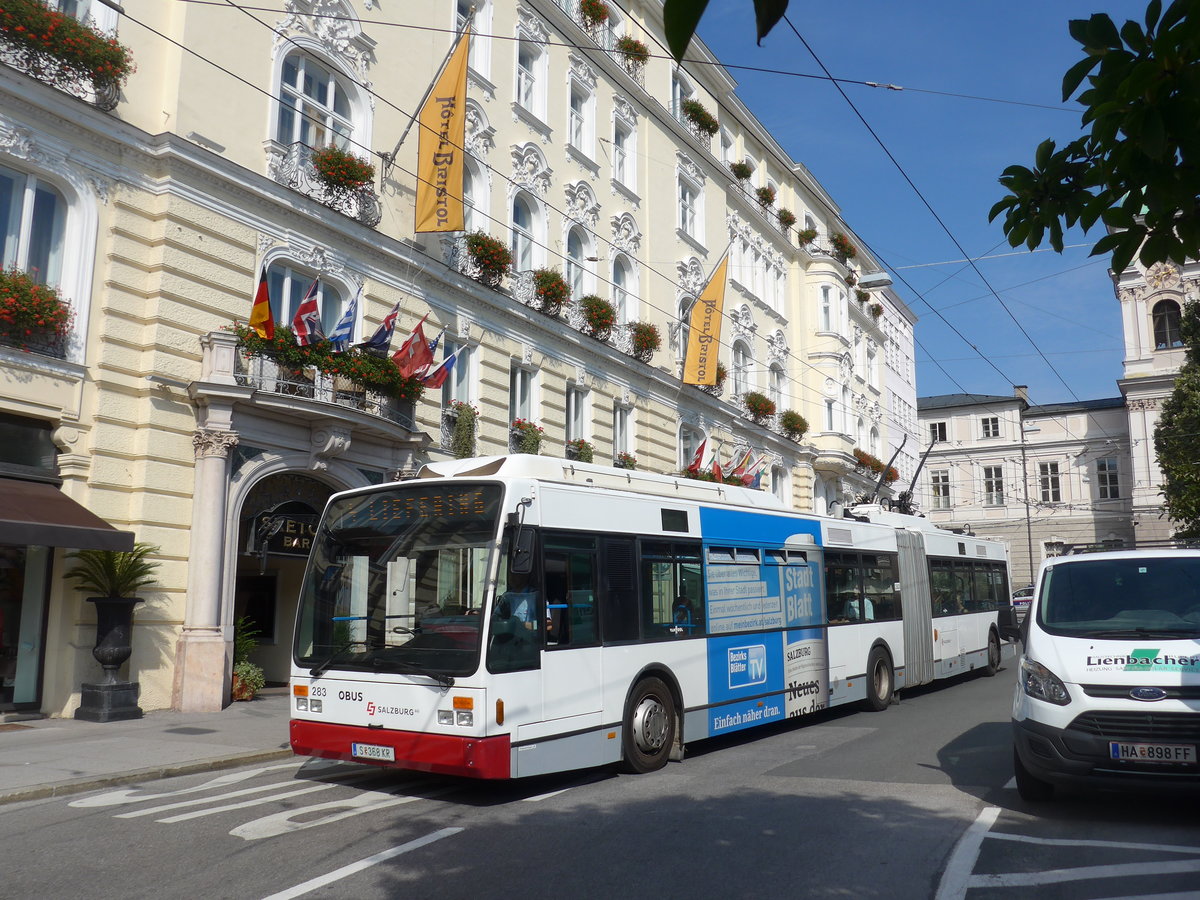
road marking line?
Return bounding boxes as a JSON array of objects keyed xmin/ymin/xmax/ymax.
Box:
[
  {"xmin": 68, "ymin": 761, "xmax": 306, "ymax": 808},
  {"xmin": 969, "ymin": 858, "xmax": 1200, "ymax": 888},
  {"xmin": 155, "ymin": 784, "xmax": 336, "ymax": 822},
  {"xmin": 1002, "ymin": 777, "xmax": 1015, "ymax": 790},
  {"xmin": 115, "ymin": 769, "xmax": 382, "ymax": 819},
  {"xmin": 935, "ymin": 806, "xmax": 1000, "ymax": 900},
  {"xmin": 522, "ymin": 788, "xmax": 571, "ymax": 802},
  {"xmin": 261, "ymin": 827, "xmax": 464, "ymax": 899},
  {"xmin": 985, "ymin": 832, "xmax": 1200, "ymax": 855},
  {"xmin": 230, "ymin": 786, "xmax": 459, "ymax": 841}
]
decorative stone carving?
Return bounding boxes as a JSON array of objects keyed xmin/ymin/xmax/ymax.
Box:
[
  {"xmin": 310, "ymin": 424, "xmax": 351, "ymax": 471},
  {"xmin": 511, "ymin": 143, "xmax": 552, "ymax": 197},
  {"xmin": 568, "ymin": 53, "xmax": 597, "ymax": 89},
  {"xmin": 465, "ymin": 100, "xmax": 496, "ymax": 158},
  {"xmin": 276, "ymin": 0, "xmax": 376, "ymax": 89},
  {"xmin": 676, "ymin": 151, "xmax": 705, "ymax": 185},
  {"xmin": 517, "ymin": 6, "xmax": 549, "ymax": 44},
  {"xmin": 1128, "ymin": 398, "xmax": 1158, "ymax": 411},
  {"xmin": 731, "ymin": 305, "xmax": 756, "ymax": 341},
  {"xmin": 611, "ymin": 213, "xmax": 642, "ymax": 255},
  {"xmin": 193, "ymin": 429, "xmax": 240, "ymax": 459},
  {"xmin": 767, "ymin": 330, "xmax": 788, "ymax": 363},
  {"xmin": 677, "ymin": 257, "xmax": 705, "ymax": 298},
  {"xmin": 612, "ymin": 94, "xmax": 637, "ymax": 127},
  {"xmin": 565, "ymin": 181, "xmax": 601, "ymax": 228}
]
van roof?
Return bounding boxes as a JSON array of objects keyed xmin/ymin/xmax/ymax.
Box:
[{"xmin": 1044, "ymin": 549, "xmax": 1200, "ymax": 567}]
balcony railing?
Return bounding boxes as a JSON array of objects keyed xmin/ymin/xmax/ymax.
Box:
[
  {"xmin": 0, "ymin": 331, "xmax": 68, "ymax": 360},
  {"xmin": 234, "ymin": 353, "xmax": 415, "ymax": 430},
  {"xmin": 0, "ymin": 37, "xmax": 120, "ymax": 111},
  {"xmin": 268, "ymin": 142, "xmax": 382, "ymax": 228}
]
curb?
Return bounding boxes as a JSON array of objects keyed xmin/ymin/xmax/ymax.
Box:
[{"xmin": 0, "ymin": 747, "xmax": 295, "ymax": 807}]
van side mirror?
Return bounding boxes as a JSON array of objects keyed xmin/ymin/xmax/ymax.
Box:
[{"xmin": 511, "ymin": 528, "xmax": 534, "ymax": 574}]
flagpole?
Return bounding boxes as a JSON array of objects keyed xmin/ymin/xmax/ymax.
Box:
[{"xmin": 380, "ymin": 15, "xmax": 473, "ymax": 181}]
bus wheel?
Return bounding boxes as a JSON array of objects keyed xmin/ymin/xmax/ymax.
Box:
[
  {"xmin": 862, "ymin": 647, "xmax": 893, "ymax": 712},
  {"xmin": 984, "ymin": 630, "xmax": 1001, "ymax": 676},
  {"xmin": 622, "ymin": 677, "xmax": 676, "ymax": 774}
]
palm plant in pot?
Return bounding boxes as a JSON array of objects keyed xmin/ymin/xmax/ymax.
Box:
[{"xmin": 65, "ymin": 542, "xmax": 160, "ymax": 721}]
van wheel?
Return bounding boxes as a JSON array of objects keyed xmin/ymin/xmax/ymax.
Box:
[
  {"xmin": 984, "ymin": 631, "xmax": 1001, "ymax": 676},
  {"xmin": 621, "ymin": 677, "xmax": 676, "ymax": 774},
  {"xmin": 861, "ymin": 647, "xmax": 893, "ymax": 712},
  {"xmin": 1013, "ymin": 747, "xmax": 1054, "ymax": 802}
]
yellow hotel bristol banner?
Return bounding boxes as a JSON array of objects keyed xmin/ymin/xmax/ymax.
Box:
[
  {"xmin": 682, "ymin": 255, "xmax": 730, "ymax": 385},
  {"xmin": 415, "ymin": 29, "xmax": 469, "ymax": 233}
]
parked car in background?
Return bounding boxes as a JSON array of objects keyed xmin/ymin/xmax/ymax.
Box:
[
  {"xmin": 1011, "ymin": 585, "xmax": 1034, "ymax": 622},
  {"xmin": 1012, "ymin": 550, "xmax": 1200, "ymax": 802}
]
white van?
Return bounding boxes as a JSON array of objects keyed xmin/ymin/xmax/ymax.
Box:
[{"xmin": 1012, "ymin": 549, "xmax": 1200, "ymax": 801}]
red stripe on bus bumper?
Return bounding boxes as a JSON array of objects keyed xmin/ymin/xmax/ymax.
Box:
[{"xmin": 290, "ymin": 720, "xmax": 511, "ymax": 779}]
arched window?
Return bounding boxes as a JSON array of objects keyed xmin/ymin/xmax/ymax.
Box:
[
  {"xmin": 769, "ymin": 364, "xmax": 785, "ymax": 409},
  {"xmin": 613, "ymin": 254, "xmax": 632, "ymax": 323},
  {"xmin": 0, "ymin": 164, "xmax": 66, "ymax": 286},
  {"xmin": 870, "ymin": 426, "xmax": 880, "ymax": 457},
  {"xmin": 462, "ymin": 161, "xmax": 485, "ymax": 233},
  {"xmin": 680, "ymin": 423, "xmax": 704, "ymax": 471},
  {"xmin": 267, "ymin": 262, "xmax": 345, "ymax": 336},
  {"xmin": 511, "ymin": 193, "xmax": 536, "ymax": 271},
  {"xmin": 677, "ymin": 295, "xmax": 694, "ymax": 355},
  {"xmin": 732, "ymin": 341, "xmax": 751, "ymax": 395},
  {"xmin": 566, "ymin": 228, "xmax": 586, "ymax": 300},
  {"xmin": 1153, "ymin": 300, "xmax": 1183, "ymax": 350},
  {"xmin": 276, "ymin": 52, "xmax": 353, "ymax": 148}
]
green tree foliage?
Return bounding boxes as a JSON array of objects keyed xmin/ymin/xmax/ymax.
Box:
[
  {"xmin": 1154, "ymin": 299, "xmax": 1200, "ymax": 538},
  {"xmin": 663, "ymin": 0, "xmax": 789, "ymax": 62},
  {"xmin": 990, "ymin": 1, "xmax": 1200, "ymax": 273}
]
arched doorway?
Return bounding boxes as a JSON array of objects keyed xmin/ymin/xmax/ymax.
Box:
[{"xmin": 234, "ymin": 473, "xmax": 337, "ymax": 684}]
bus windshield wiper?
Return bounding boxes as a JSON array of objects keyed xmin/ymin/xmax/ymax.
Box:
[
  {"xmin": 309, "ymin": 641, "xmax": 362, "ymax": 677},
  {"xmin": 373, "ymin": 657, "xmax": 455, "ymax": 689}
]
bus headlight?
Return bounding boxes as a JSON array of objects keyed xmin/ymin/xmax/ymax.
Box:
[
  {"xmin": 438, "ymin": 710, "xmax": 454, "ymax": 726},
  {"xmin": 1021, "ymin": 658, "xmax": 1070, "ymax": 705},
  {"xmin": 295, "ymin": 697, "xmax": 309, "ymax": 711},
  {"xmin": 309, "ymin": 699, "xmax": 323, "ymax": 713},
  {"xmin": 456, "ymin": 710, "xmax": 473, "ymax": 727}
]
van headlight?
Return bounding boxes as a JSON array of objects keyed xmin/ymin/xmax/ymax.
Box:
[{"xmin": 1021, "ymin": 658, "xmax": 1070, "ymax": 705}]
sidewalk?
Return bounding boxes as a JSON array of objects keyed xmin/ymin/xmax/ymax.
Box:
[{"xmin": 0, "ymin": 687, "xmax": 293, "ymax": 806}]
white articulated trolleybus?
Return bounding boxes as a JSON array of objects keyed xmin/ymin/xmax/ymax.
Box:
[{"xmin": 289, "ymin": 455, "xmax": 1011, "ymax": 778}]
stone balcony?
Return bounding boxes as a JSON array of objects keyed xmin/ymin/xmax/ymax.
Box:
[{"xmin": 266, "ymin": 142, "xmax": 382, "ymax": 228}]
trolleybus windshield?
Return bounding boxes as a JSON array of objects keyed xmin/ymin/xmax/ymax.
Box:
[{"xmin": 294, "ymin": 483, "xmax": 504, "ymax": 678}]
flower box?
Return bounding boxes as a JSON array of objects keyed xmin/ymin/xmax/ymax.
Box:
[
  {"xmin": 777, "ymin": 209, "xmax": 797, "ymax": 230},
  {"xmin": 465, "ymin": 231, "xmax": 512, "ymax": 288},
  {"xmin": 614, "ymin": 451, "xmax": 637, "ymax": 470},
  {"xmin": 566, "ymin": 438, "xmax": 594, "ymax": 462},
  {"xmin": 779, "ymin": 409, "xmax": 808, "ymax": 441},
  {"xmin": 0, "ymin": 266, "xmax": 73, "ymax": 355},
  {"xmin": 796, "ymin": 228, "xmax": 818, "ymax": 246},
  {"xmin": 616, "ymin": 35, "xmax": 650, "ymax": 67},
  {"xmin": 579, "ymin": 0, "xmax": 609, "ymax": 25},
  {"xmin": 311, "ymin": 145, "xmax": 375, "ymax": 192},
  {"xmin": 680, "ymin": 98, "xmax": 719, "ymax": 136},
  {"xmin": 532, "ymin": 268, "xmax": 569, "ymax": 317},
  {"xmin": 755, "ymin": 185, "xmax": 776, "ymax": 207},
  {"xmin": 510, "ymin": 418, "xmax": 544, "ymax": 455},
  {"xmin": 729, "ymin": 160, "xmax": 753, "ymax": 181},
  {"xmin": 831, "ymin": 231, "xmax": 858, "ymax": 260},
  {"xmin": 628, "ymin": 321, "xmax": 660, "ymax": 362},
  {"xmin": 869, "ymin": 302, "xmax": 884, "ymax": 320},
  {"xmin": 580, "ymin": 294, "xmax": 616, "ymax": 341},
  {"xmin": 742, "ymin": 390, "xmax": 776, "ymax": 425}
]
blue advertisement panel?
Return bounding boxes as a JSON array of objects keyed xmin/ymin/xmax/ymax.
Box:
[
  {"xmin": 707, "ymin": 632, "xmax": 785, "ymax": 703},
  {"xmin": 709, "ymin": 694, "xmax": 787, "ymax": 735},
  {"xmin": 697, "ymin": 507, "xmax": 822, "ymax": 546}
]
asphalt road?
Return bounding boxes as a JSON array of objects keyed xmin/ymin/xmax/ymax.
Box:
[{"xmin": 4, "ymin": 646, "xmax": 1198, "ymax": 899}]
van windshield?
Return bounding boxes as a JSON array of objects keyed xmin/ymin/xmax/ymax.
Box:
[{"xmin": 1040, "ymin": 556, "xmax": 1200, "ymax": 638}]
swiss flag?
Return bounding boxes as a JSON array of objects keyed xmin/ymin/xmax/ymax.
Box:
[{"xmin": 393, "ymin": 314, "xmax": 434, "ymax": 379}]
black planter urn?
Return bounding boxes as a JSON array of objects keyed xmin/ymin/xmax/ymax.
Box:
[{"xmin": 74, "ymin": 596, "xmax": 144, "ymax": 722}]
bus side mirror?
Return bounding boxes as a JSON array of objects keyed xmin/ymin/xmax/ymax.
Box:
[{"xmin": 511, "ymin": 528, "xmax": 534, "ymax": 574}]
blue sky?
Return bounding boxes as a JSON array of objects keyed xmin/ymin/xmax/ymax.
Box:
[{"xmin": 694, "ymin": 0, "xmax": 1149, "ymax": 406}]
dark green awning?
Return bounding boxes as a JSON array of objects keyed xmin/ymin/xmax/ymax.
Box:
[{"xmin": 0, "ymin": 479, "xmax": 134, "ymax": 551}]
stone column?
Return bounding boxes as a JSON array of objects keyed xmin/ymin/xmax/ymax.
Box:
[{"xmin": 174, "ymin": 427, "xmax": 239, "ymax": 712}]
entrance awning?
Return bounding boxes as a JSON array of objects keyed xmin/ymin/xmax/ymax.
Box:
[{"xmin": 0, "ymin": 479, "xmax": 134, "ymax": 551}]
